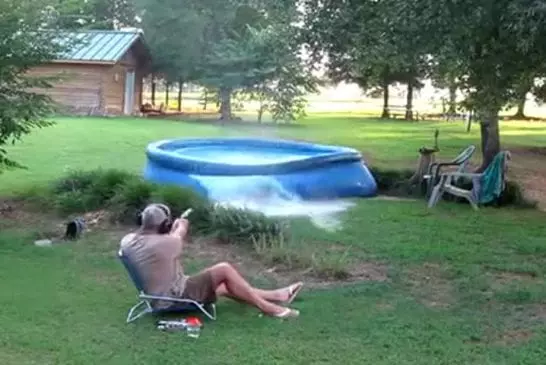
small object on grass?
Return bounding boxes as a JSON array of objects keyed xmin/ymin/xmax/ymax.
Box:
[
  {"xmin": 65, "ymin": 217, "xmax": 85, "ymax": 240},
  {"xmin": 34, "ymin": 239, "xmax": 53, "ymax": 247},
  {"xmin": 157, "ymin": 319, "xmax": 188, "ymax": 332},
  {"xmin": 185, "ymin": 316, "xmax": 202, "ymax": 338},
  {"xmin": 156, "ymin": 317, "xmax": 202, "ymax": 338}
]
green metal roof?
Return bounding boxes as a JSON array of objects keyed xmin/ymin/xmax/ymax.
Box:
[{"xmin": 57, "ymin": 29, "xmax": 144, "ymax": 63}]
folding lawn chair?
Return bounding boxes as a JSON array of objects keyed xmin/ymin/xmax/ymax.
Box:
[{"xmin": 118, "ymin": 249, "xmax": 217, "ymax": 323}]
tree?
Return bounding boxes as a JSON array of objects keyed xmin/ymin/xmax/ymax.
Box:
[
  {"xmin": 430, "ymin": 59, "xmax": 463, "ymax": 116},
  {"xmin": 235, "ymin": 24, "xmax": 318, "ymax": 123},
  {"xmin": 412, "ymin": 0, "xmax": 546, "ymax": 169},
  {"xmin": 302, "ymin": 0, "xmax": 430, "ymax": 120},
  {"xmin": 136, "ymin": 0, "xmax": 207, "ymax": 108},
  {"xmin": 305, "ymin": 0, "xmax": 546, "ymax": 168},
  {"xmin": 510, "ymin": 71, "xmax": 543, "ymax": 119},
  {"xmin": 138, "ymin": 0, "xmax": 314, "ymax": 121},
  {"xmin": 196, "ymin": 2, "xmax": 290, "ymax": 120},
  {"xmin": 0, "ymin": 1, "xmax": 68, "ymax": 171}
]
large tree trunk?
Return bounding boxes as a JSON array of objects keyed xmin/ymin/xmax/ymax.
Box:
[
  {"xmin": 513, "ymin": 75, "xmax": 533, "ymax": 119},
  {"xmin": 477, "ymin": 108, "xmax": 501, "ymax": 172},
  {"xmin": 151, "ymin": 74, "xmax": 156, "ymax": 105},
  {"xmin": 202, "ymin": 91, "xmax": 208, "ymax": 111},
  {"xmin": 448, "ymin": 83, "xmax": 457, "ymax": 114},
  {"xmin": 513, "ymin": 92, "xmax": 527, "ymax": 119},
  {"xmin": 405, "ymin": 82, "xmax": 414, "ymax": 120},
  {"xmin": 177, "ymin": 78, "xmax": 183, "ymax": 112},
  {"xmin": 219, "ymin": 87, "xmax": 232, "ymax": 120},
  {"xmin": 381, "ymin": 82, "xmax": 390, "ymax": 118}
]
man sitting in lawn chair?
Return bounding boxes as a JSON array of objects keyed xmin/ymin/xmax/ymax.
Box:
[{"xmin": 120, "ymin": 203, "xmax": 303, "ymax": 319}]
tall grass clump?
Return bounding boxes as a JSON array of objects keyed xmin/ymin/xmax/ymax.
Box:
[{"xmin": 23, "ymin": 168, "xmax": 289, "ymax": 244}]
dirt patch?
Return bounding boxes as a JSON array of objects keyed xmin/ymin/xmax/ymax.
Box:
[
  {"xmin": 303, "ymin": 261, "xmax": 390, "ymax": 289},
  {"xmin": 350, "ymin": 262, "xmax": 389, "ymax": 281},
  {"xmin": 529, "ymin": 303, "xmax": 546, "ymax": 320},
  {"xmin": 504, "ymin": 303, "xmax": 546, "ymax": 325},
  {"xmin": 0, "ymin": 199, "xmax": 67, "ymax": 237},
  {"xmin": 404, "ymin": 263, "xmax": 454, "ymax": 308},
  {"xmin": 496, "ymin": 329, "xmax": 534, "ymax": 346},
  {"xmin": 488, "ymin": 270, "xmax": 538, "ymax": 290},
  {"xmin": 511, "ymin": 146, "xmax": 546, "ymax": 156},
  {"xmin": 505, "ymin": 148, "xmax": 546, "ymax": 211},
  {"xmin": 464, "ymin": 329, "xmax": 534, "ymax": 347},
  {"xmin": 188, "ymin": 237, "xmax": 389, "ymax": 288}
]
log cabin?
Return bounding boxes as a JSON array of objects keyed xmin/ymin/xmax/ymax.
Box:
[{"xmin": 27, "ymin": 29, "xmax": 152, "ymax": 116}]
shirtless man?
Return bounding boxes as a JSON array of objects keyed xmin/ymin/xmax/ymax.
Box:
[{"xmin": 120, "ymin": 203, "xmax": 302, "ymax": 318}]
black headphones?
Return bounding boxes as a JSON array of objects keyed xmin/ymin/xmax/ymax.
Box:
[{"xmin": 136, "ymin": 204, "xmax": 173, "ymax": 234}]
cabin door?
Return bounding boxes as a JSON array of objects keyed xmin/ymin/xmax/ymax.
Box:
[{"xmin": 123, "ymin": 69, "xmax": 136, "ymax": 115}]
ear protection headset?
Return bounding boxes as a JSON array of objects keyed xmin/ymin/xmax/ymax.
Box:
[{"xmin": 136, "ymin": 203, "xmax": 173, "ymax": 234}]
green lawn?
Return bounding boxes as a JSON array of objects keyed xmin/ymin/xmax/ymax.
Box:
[
  {"xmin": 1, "ymin": 114, "xmax": 546, "ymax": 364},
  {"xmin": 2, "ymin": 114, "xmax": 546, "ymax": 194}
]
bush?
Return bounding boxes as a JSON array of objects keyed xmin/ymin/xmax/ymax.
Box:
[
  {"xmin": 108, "ymin": 178, "xmax": 155, "ymax": 224},
  {"xmin": 52, "ymin": 169, "xmax": 98, "ymax": 195},
  {"xmin": 54, "ymin": 190, "xmax": 93, "ymax": 214},
  {"xmin": 369, "ymin": 167, "xmax": 414, "ymax": 193},
  {"xmin": 88, "ymin": 169, "xmax": 135, "ymax": 203},
  {"xmin": 30, "ymin": 168, "xmax": 290, "ymax": 246},
  {"xmin": 207, "ymin": 204, "xmax": 289, "ymax": 245},
  {"xmin": 47, "ymin": 168, "xmax": 137, "ymax": 214}
]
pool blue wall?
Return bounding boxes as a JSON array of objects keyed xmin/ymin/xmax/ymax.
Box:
[{"xmin": 143, "ymin": 138, "xmax": 378, "ymax": 201}]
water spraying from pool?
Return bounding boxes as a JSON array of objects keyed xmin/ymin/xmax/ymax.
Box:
[{"xmin": 191, "ymin": 174, "xmax": 354, "ymax": 231}]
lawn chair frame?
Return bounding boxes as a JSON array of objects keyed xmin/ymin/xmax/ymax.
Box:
[{"xmin": 118, "ymin": 249, "xmax": 217, "ymax": 323}]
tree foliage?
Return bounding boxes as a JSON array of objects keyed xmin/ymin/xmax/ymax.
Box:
[
  {"xmin": 137, "ymin": 0, "xmax": 316, "ymax": 122},
  {"xmin": 136, "ymin": 0, "xmax": 205, "ymax": 84},
  {"xmin": 0, "ymin": 0, "xmax": 69, "ymax": 172},
  {"xmin": 233, "ymin": 24, "xmax": 318, "ymax": 122},
  {"xmin": 302, "ymin": 0, "xmax": 430, "ymax": 120},
  {"xmin": 415, "ymin": 0, "xmax": 546, "ymax": 168},
  {"xmin": 303, "ymin": 0, "xmax": 546, "ymax": 167}
]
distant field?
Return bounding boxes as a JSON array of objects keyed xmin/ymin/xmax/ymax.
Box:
[{"xmin": 143, "ymin": 91, "xmax": 546, "ymax": 118}]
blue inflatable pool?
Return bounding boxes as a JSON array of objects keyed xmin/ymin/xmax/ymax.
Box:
[{"xmin": 143, "ymin": 138, "xmax": 377, "ymax": 201}]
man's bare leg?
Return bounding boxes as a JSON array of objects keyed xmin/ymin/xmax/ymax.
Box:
[
  {"xmin": 204, "ymin": 262, "xmax": 298, "ymax": 316},
  {"xmin": 215, "ymin": 282, "xmax": 301, "ymax": 303}
]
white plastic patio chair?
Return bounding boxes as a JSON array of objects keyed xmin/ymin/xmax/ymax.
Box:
[
  {"xmin": 427, "ymin": 151, "xmax": 511, "ymax": 210},
  {"xmin": 423, "ymin": 145, "xmax": 477, "ymax": 197}
]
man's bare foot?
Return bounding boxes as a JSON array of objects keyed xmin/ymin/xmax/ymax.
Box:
[
  {"xmin": 272, "ymin": 308, "xmax": 300, "ymax": 318},
  {"xmin": 283, "ymin": 282, "xmax": 303, "ymax": 304}
]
